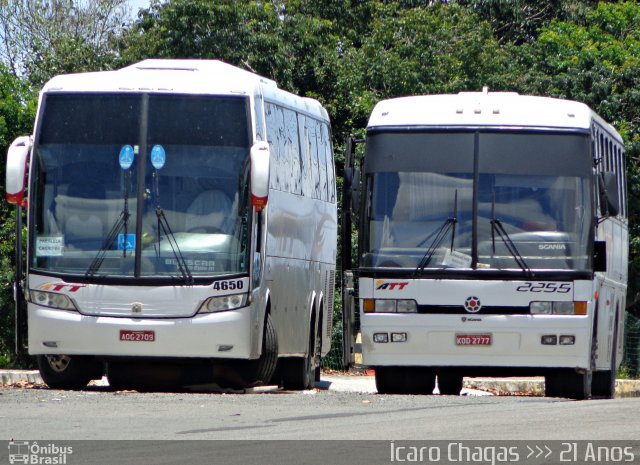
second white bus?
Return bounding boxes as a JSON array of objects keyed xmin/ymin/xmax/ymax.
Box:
[{"xmin": 342, "ymin": 90, "xmax": 627, "ymax": 400}]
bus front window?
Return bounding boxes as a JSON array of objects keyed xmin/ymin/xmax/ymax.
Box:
[
  {"xmin": 361, "ymin": 131, "xmax": 593, "ymax": 273},
  {"xmin": 476, "ymin": 132, "xmax": 592, "ymax": 271},
  {"xmin": 31, "ymin": 93, "xmax": 251, "ymax": 279},
  {"xmin": 364, "ymin": 171, "xmax": 474, "ymax": 268}
]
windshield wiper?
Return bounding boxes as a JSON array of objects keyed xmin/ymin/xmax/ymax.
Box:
[
  {"xmin": 414, "ymin": 190, "xmax": 458, "ymax": 276},
  {"xmin": 85, "ymin": 210, "xmax": 130, "ymax": 278},
  {"xmin": 85, "ymin": 170, "xmax": 193, "ymax": 283},
  {"xmin": 490, "ymin": 192, "xmax": 532, "ymax": 276},
  {"xmin": 85, "ymin": 171, "xmax": 132, "ymax": 278},
  {"xmin": 151, "ymin": 172, "xmax": 193, "ymax": 284}
]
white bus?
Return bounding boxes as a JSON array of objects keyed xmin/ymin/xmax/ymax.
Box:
[
  {"xmin": 5, "ymin": 59, "xmax": 337, "ymax": 390},
  {"xmin": 342, "ymin": 90, "xmax": 627, "ymax": 399}
]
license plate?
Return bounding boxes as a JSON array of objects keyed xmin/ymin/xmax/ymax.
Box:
[
  {"xmin": 120, "ymin": 330, "xmax": 155, "ymax": 342},
  {"xmin": 456, "ymin": 334, "xmax": 492, "ymax": 346}
]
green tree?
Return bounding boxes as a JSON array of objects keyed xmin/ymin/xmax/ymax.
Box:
[
  {"xmin": 453, "ymin": 0, "xmax": 597, "ymax": 45},
  {"xmin": 0, "ymin": 64, "xmax": 35, "ymax": 367},
  {"xmin": 119, "ymin": 0, "xmax": 292, "ymax": 88},
  {"xmin": 332, "ymin": 2, "xmax": 510, "ymax": 143},
  {"xmin": 281, "ymin": 0, "xmax": 376, "ymax": 49}
]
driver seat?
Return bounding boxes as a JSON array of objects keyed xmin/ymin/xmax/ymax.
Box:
[{"xmin": 185, "ymin": 190, "xmax": 231, "ymax": 233}]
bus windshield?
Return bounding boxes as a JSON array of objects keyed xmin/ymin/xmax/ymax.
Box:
[
  {"xmin": 362, "ymin": 131, "xmax": 593, "ymax": 272},
  {"xmin": 31, "ymin": 93, "xmax": 252, "ymax": 279}
]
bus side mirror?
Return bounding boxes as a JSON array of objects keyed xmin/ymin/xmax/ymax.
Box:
[
  {"xmin": 598, "ymin": 172, "xmax": 620, "ymax": 217},
  {"xmin": 351, "ymin": 168, "xmax": 361, "ymax": 211},
  {"xmin": 343, "ymin": 167, "xmax": 361, "ymax": 213},
  {"xmin": 250, "ymin": 141, "xmax": 270, "ymax": 212},
  {"xmin": 6, "ymin": 136, "xmax": 31, "ymax": 207},
  {"xmin": 593, "ymin": 240, "xmax": 607, "ymax": 272}
]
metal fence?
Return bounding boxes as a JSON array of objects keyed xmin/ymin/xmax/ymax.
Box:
[{"xmin": 622, "ymin": 312, "xmax": 640, "ymax": 378}]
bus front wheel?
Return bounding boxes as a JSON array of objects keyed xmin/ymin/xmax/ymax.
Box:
[
  {"xmin": 37, "ymin": 355, "xmax": 101, "ymax": 390},
  {"xmin": 545, "ymin": 370, "xmax": 592, "ymax": 400},
  {"xmin": 437, "ymin": 372, "xmax": 464, "ymax": 395},
  {"xmin": 375, "ymin": 367, "xmax": 436, "ymax": 395},
  {"xmin": 244, "ymin": 313, "xmax": 278, "ymax": 386}
]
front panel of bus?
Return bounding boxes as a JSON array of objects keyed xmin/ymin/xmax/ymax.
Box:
[
  {"xmin": 358, "ymin": 129, "xmax": 597, "ymax": 370},
  {"xmin": 26, "ymin": 92, "xmax": 257, "ymax": 358}
]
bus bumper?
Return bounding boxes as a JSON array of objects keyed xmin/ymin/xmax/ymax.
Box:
[
  {"xmin": 361, "ymin": 314, "xmax": 592, "ymax": 370},
  {"xmin": 27, "ymin": 304, "xmax": 253, "ymax": 359}
]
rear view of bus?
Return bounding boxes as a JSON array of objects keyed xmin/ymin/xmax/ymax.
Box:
[
  {"xmin": 6, "ymin": 60, "xmax": 337, "ymax": 390},
  {"xmin": 342, "ymin": 90, "xmax": 627, "ymax": 399}
]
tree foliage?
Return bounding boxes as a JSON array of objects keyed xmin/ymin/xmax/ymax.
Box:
[
  {"xmin": 119, "ymin": 0, "xmax": 292, "ymax": 88},
  {"xmin": 331, "ymin": 2, "xmax": 509, "ymax": 143},
  {"xmin": 453, "ymin": 0, "xmax": 598, "ymax": 45},
  {"xmin": 0, "ymin": 64, "xmax": 35, "ymax": 367}
]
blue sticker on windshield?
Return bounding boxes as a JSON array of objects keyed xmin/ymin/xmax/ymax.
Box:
[
  {"xmin": 151, "ymin": 145, "xmax": 166, "ymax": 170},
  {"xmin": 119, "ymin": 145, "xmax": 135, "ymax": 170},
  {"xmin": 117, "ymin": 233, "xmax": 136, "ymax": 251}
]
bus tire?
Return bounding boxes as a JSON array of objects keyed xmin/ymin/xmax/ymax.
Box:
[
  {"xmin": 37, "ymin": 355, "xmax": 99, "ymax": 390},
  {"xmin": 279, "ymin": 319, "xmax": 318, "ymax": 390},
  {"xmin": 545, "ymin": 370, "xmax": 591, "ymax": 400},
  {"xmin": 279, "ymin": 357, "xmax": 312, "ymax": 390},
  {"xmin": 592, "ymin": 314, "xmax": 618, "ymax": 399},
  {"xmin": 252, "ymin": 313, "xmax": 278, "ymax": 385},
  {"xmin": 437, "ymin": 373, "xmax": 464, "ymax": 395},
  {"xmin": 375, "ymin": 367, "xmax": 436, "ymax": 395},
  {"xmin": 375, "ymin": 367, "xmax": 403, "ymax": 394}
]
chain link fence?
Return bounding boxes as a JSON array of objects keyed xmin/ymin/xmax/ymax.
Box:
[
  {"xmin": 622, "ymin": 312, "xmax": 640, "ymax": 378},
  {"xmin": 321, "ymin": 291, "xmax": 344, "ymax": 370}
]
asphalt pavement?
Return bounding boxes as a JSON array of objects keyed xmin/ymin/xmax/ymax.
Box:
[{"xmin": 2, "ymin": 369, "xmax": 640, "ymax": 396}]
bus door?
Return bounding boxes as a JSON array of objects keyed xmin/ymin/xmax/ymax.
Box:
[{"xmin": 341, "ymin": 136, "xmax": 364, "ymax": 368}]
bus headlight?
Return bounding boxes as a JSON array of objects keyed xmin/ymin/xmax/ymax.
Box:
[
  {"xmin": 396, "ymin": 300, "xmax": 417, "ymax": 313},
  {"xmin": 30, "ymin": 290, "xmax": 78, "ymax": 311},
  {"xmin": 530, "ymin": 301, "xmax": 587, "ymax": 315},
  {"xmin": 530, "ymin": 302, "xmax": 553, "ymax": 314},
  {"xmin": 199, "ymin": 294, "xmax": 248, "ymax": 313},
  {"xmin": 374, "ymin": 299, "xmax": 396, "ymax": 313},
  {"xmin": 363, "ymin": 299, "xmax": 418, "ymax": 313},
  {"xmin": 553, "ymin": 302, "xmax": 576, "ymax": 315}
]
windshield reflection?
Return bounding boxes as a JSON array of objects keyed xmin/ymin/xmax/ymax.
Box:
[
  {"xmin": 362, "ymin": 132, "xmax": 592, "ymax": 272},
  {"xmin": 31, "ymin": 93, "xmax": 251, "ymax": 279}
]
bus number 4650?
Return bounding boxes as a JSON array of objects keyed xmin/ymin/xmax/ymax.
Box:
[{"xmin": 213, "ymin": 280, "xmax": 244, "ymax": 291}]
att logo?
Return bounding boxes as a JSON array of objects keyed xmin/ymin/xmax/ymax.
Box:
[{"xmin": 376, "ymin": 281, "xmax": 409, "ymax": 291}]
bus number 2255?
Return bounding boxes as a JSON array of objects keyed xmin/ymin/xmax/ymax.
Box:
[{"xmin": 516, "ymin": 282, "xmax": 572, "ymax": 293}]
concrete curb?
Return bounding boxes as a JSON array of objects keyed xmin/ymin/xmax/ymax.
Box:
[
  {"xmin": 2, "ymin": 370, "xmax": 640, "ymax": 397},
  {"xmin": 1, "ymin": 370, "xmax": 42, "ymax": 385},
  {"xmin": 463, "ymin": 377, "xmax": 640, "ymax": 397},
  {"xmin": 464, "ymin": 377, "xmax": 546, "ymax": 396}
]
